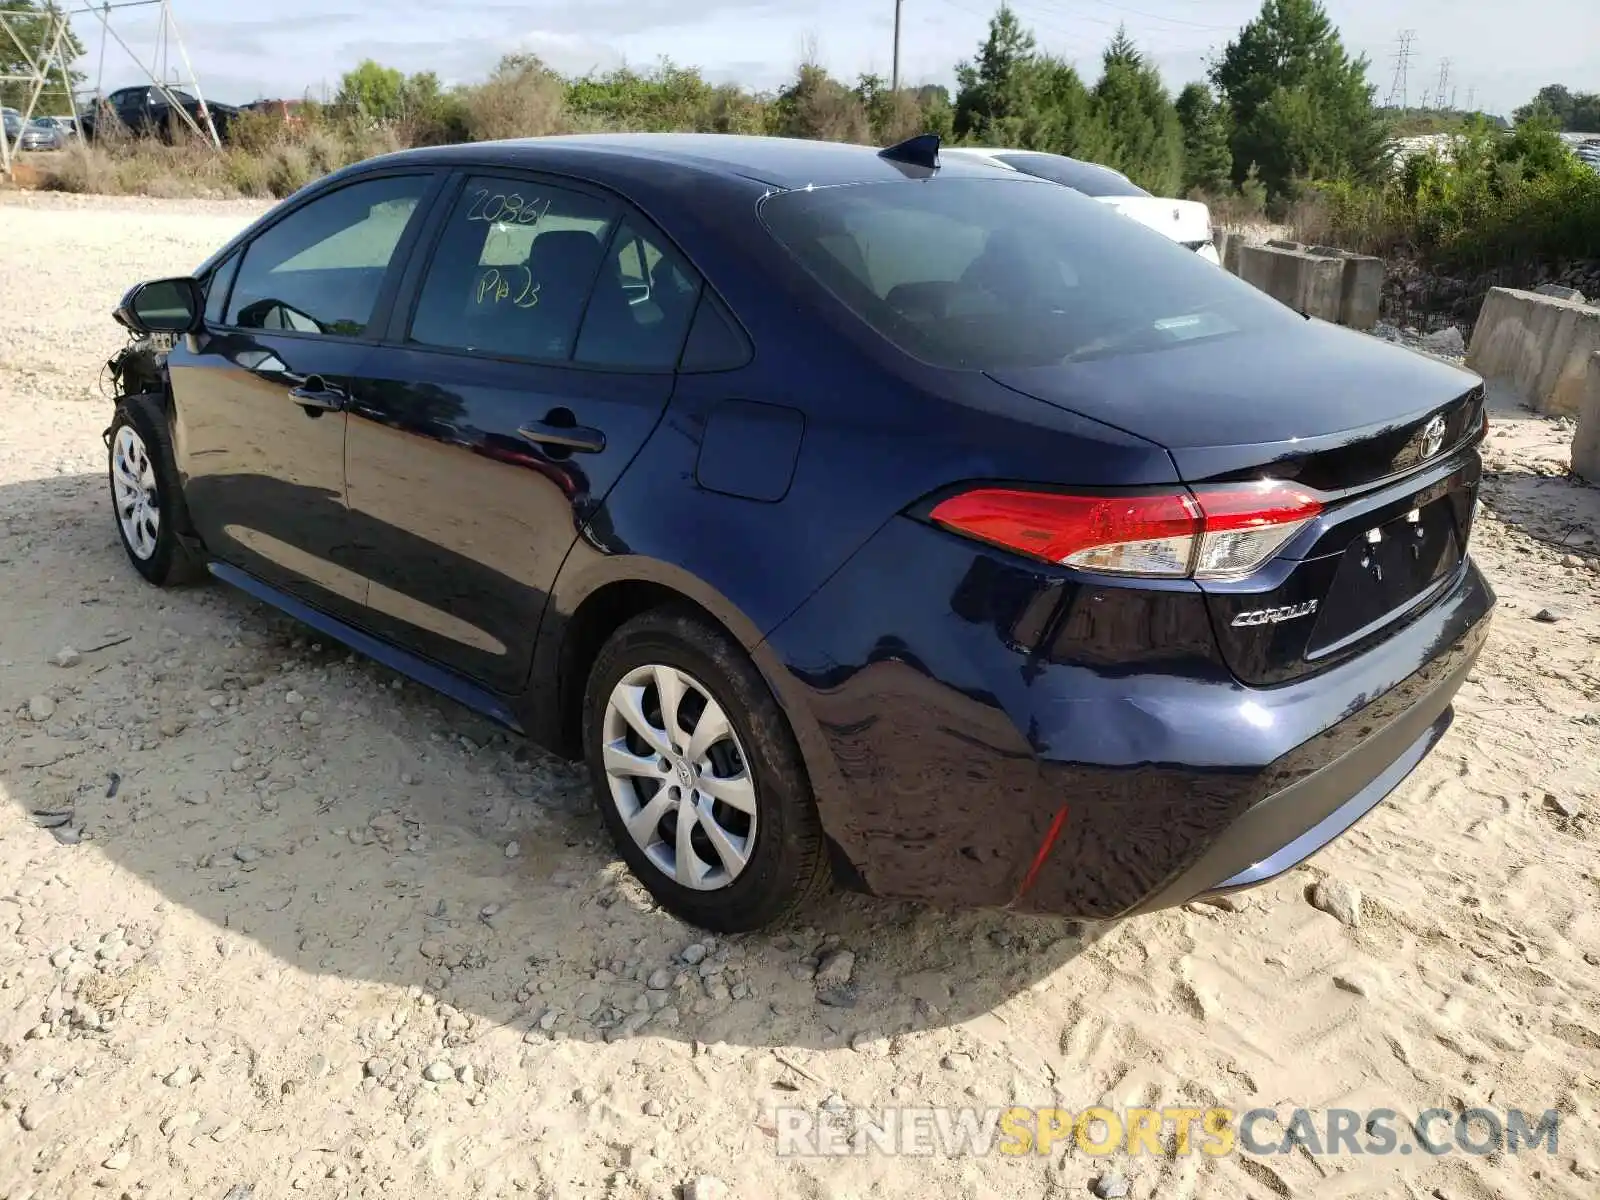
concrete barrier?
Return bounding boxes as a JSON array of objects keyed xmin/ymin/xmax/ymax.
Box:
[
  {"xmin": 1571, "ymin": 352, "xmax": 1600, "ymax": 483},
  {"xmin": 1307, "ymin": 246, "xmax": 1384, "ymax": 331},
  {"xmin": 1218, "ymin": 230, "xmax": 1245, "ymax": 275},
  {"xmin": 1235, "ymin": 244, "xmax": 1346, "ymax": 322},
  {"xmin": 1466, "ymin": 287, "xmax": 1600, "ymax": 417},
  {"xmin": 1230, "ymin": 241, "xmax": 1382, "ymax": 330}
]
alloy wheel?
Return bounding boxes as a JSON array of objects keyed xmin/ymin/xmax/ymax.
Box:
[
  {"xmin": 600, "ymin": 663, "xmax": 758, "ymax": 891},
  {"xmin": 111, "ymin": 424, "xmax": 160, "ymax": 561}
]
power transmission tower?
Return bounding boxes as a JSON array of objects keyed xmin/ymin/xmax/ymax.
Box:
[
  {"xmin": 891, "ymin": 0, "xmax": 903, "ymax": 91},
  {"xmin": 0, "ymin": 4, "xmax": 79, "ymax": 178},
  {"xmin": 75, "ymin": 1, "xmax": 222, "ymax": 149},
  {"xmin": 1433, "ymin": 59, "xmax": 1452, "ymax": 111},
  {"xmin": 1386, "ymin": 30, "xmax": 1416, "ymax": 109},
  {"xmin": 1466, "ymin": 85, "xmax": 1476, "ymax": 112}
]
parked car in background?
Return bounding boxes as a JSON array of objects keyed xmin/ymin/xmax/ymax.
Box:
[
  {"xmin": 37, "ymin": 115, "xmax": 80, "ymax": 139},
  {"xmin": 101, "ymin": 133, "xmax": 1492, "ymax": 933},
  {"xmin": 242, "ymin": 98, "xmax": 308, "ymax": 129},
  {"xmin": 1, "ymin": 107, "xmax": 21, "ymax": 141},
  {"xmin": 80, "ymin": 86, "xmax": 239, "ymax": 143},
  {"xmin": 942, "ymin": 148, "xmax": 1222, "ymax": 263},
  {"xmin": 19, "ymin": 117, "xmax": 65, "ymax": 151}
]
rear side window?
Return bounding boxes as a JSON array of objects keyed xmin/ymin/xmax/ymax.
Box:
[
  {"xmin": 761, "ymin": 178, "xmax": 1292, "ymax": 370},
  {"xmin": 573, "ymin": 219, "xmax": 702, "ymax": 369},
  {"xmin": 679, "ymin": 292, "xmax": 752, "ymax": 372},
  {"xmin": 408, "ymin": 175, "xmax": 617, "ymax": 362},
  {"xmin": 993, "ymin": 153, "xmax": 1152, "ymax": 198},
  {"xmin": 226, "ymin": 174, "xmax": 429, "ymax": 336}
]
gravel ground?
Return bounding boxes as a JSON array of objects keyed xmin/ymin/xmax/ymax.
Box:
[{"xmin": 2, "ymin": 189, "xmax": 1599, "ymax": 1200}]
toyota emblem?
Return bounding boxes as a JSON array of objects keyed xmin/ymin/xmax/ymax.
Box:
[{"xmin": 1420, "ymin": 415, "xmax": 1446, "ymax": 460}]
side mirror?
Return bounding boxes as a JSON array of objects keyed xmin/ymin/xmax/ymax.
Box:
[{"xmin": 114, "ymin": 276, "xmax": 203, "ymax": 334}]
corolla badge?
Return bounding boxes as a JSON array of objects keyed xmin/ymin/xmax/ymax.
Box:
[
  {"xmin": 1231, "ymin": 599, "xmax": 1319, "ymax": 628},
  {"xmin": 1420, "ymin": 414, "xmax": 1447, "ymax": 460}
]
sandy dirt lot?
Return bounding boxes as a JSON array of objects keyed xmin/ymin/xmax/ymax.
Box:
[{"xmin": 2, "ymin": 190, "xmax": 1599, "ymax": 1200}]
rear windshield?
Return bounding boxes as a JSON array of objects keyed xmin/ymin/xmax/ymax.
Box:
[
  {"xmin": 992, "ymin": 152, "xmax": 1152, "ymax": 198},
  {"xmin": 760, "ymin": 178, "xmax": 1292, "ymax": 370}
]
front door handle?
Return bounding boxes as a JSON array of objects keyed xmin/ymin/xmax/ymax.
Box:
[
  {"xmin": 289, "ymin": 374, "xmax": 345, "ymax": 414},
  {"xmin": 516, "ymin": 420, "xmax": 606, "ymax": 454}
]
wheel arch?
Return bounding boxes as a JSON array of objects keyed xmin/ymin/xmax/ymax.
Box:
[{"xmin": 525, "ymin": 557, "xmax": 854, "ymax": 875}]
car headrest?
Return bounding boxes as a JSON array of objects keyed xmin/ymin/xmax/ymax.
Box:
[{"xmin": 526, "ymin": 230, "xmax": 604, "ymax": 287}]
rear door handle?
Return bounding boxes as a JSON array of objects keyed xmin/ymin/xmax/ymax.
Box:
[
  {"xmin": 289, "ymin": 374, "xmax": 345, "ymax": 414},
  {"xmin": 516, "ymin": 420, "xmax": 606, "ymax": 454}
]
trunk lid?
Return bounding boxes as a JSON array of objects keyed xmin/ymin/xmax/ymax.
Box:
[
  {"xmin": 987, "ymin": 322, "xmax": 1487, "ymax": 684},
  {"xmin": 1096, "ymin": 196, "xmax": 1213, "ymax": 250}
]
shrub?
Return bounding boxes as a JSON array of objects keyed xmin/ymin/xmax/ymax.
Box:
[
  {"xmin": 463, "ymin": 55, "xmax": 570, "ymax": 141},
  {"xmin": 222, "ymin": 148, "xmax": 274, "ymax": 197},
  {"xmin": 1306, "ymin": 117, "xmax": 1600, "ymax": 271},
  {"xmin": 264, "ymin": 142, "xmax": 315, "ymax": 198},
  {"xmin": 36, "ymin": 143, "xmax": 114, "ymax": 193},
  {"xmin": 226, "ymin": 109, "xmax": 290, "ymax": 156}
]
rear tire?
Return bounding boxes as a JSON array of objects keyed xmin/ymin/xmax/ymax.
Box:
[
  {"xmin": 582, "ymin": 607, "xmax": 831, "ymax": 932},
  {"xmin": 107, "ymin": 393, "xmax": 205, "ymax": 587}
]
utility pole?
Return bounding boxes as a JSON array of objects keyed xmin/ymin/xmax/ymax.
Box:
[
  {"xmin": 891, "ymin": 0, "xmax": 903, "ymax": 92},
  {"xmin": 1386, "ymin": 30, "xmax": 1416, "ymax": 109},
  {"xmin": 1433, "ymin": 59, "xmax": 1451, "ymax": 111}
]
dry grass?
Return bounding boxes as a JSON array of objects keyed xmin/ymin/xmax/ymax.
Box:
[
  {"xmin": 25, "ymin": 72, "xmax": 498, "ymax": 201},
  {"xmin": 31, "ymin": 118, "xmax": 406, "ymax": 200}
]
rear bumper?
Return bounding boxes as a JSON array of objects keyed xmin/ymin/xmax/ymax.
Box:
[
  {"xmin": 1122, "ymin": 661, "xmax": 1462, "ymax": 915},
  {"xmin": 763, "ymin": 514, "xmax": 1495, "ymax": 920},
  {"xmin": 1016, "ymin": 555, "xmax": 1492, "ymax": 918}
]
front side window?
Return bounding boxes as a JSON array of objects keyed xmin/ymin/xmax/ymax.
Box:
[
  {"xmin": 761, "ymin": 178, "xmax": 1294, "ymax": 370},
  {"xmin": 225, "ymin": 174, "xmax": 429, "ymax": 337},
  {"xmin": 409, "ymin": 175, "xmax": 618, "ymax": 362}
]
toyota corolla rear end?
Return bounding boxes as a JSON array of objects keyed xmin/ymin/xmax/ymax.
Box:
[{"xmin": 758, "ymin": 169, "xmax": 1495, "ymax": 919}]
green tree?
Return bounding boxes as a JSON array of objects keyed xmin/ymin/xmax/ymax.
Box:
[
  {"xmin": 1175, "ymin": 81, "xmax": 1233, "ymax": 194},
  {"xmin": 336, "ymin": 59, "xmax": 405, "ymax": 123},
  {"xmin": 1514, "ymin": 84, "xmax": 1600, "ymax": 132},
  {"xmin": 1, "ymin": 2, "xmax": 85, "ymax": 113},
  {"xmin": 1210, "ymin": 0, "xmax": 1388, "ymax": 197},
  {"xmin": 914, "ymin": 84, "xmax": 957, "ymax": 142},
  {"xmin": 953, "ymin": 4, "xmax": 1036, "ymax": 143},
  {"xmin": 769, "ymin": 63, "xmax": 869, "ymax": 143},
  {"xmin": 1091, "ymin": 28, "xmax": 1183, "ymax": 195},
  {"xmin": 1019, "ymin": 56, "xmax": 1106, "ymax": 159}
]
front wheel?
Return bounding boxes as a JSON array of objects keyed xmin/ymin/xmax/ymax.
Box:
[
  {"xmin": 108, "ymin": 394, "xmax": 205, "ymax": 586},
  {"xmin": 582, "ymin": 608, "xmax": 831, "ymax": 932}
]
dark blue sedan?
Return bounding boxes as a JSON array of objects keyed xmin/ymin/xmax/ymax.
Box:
[{"xmin": 106, "ymin": 133, "xmax": 1494, "ymax": 932}]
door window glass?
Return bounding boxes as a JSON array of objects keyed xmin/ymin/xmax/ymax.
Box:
[
  {"xmin": 225, "ymin": 174, "xmax": 429, "ymax": 337},
  {"xmin": 204, "ymin": 252, "xmax": 240, "ymax": 325},
  {"xmin": 408, "ymin": 175, "xmax": 618, "ymax": 362},
  {"xmin": 574, "ymin": 219, "xmax": 702, "ymax": 369}
]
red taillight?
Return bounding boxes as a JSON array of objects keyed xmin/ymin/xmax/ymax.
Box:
[
  {"xmin": 928, "ymin": 489, "xmax": 1201, "ymax": 577},
  {"xmin": 929, "ymin": 482, "xmax": 1323, "ymax": 580}
]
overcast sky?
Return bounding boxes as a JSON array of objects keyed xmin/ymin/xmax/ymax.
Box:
[{"xmin": 70, "ymin": 0, "xmax": 1600, "ymax": 118}]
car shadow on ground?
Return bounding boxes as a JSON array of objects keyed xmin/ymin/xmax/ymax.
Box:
[{"xmin": 1, "ymin": 470, "xmax": 1102, "ymax": 1055}]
